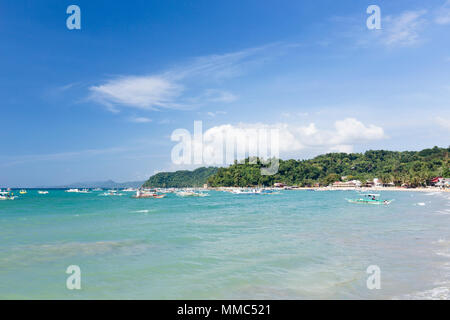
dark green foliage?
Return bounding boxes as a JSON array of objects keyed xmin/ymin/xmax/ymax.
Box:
[
  {"xmin": 207, "ymin": 146, "xmax": 449, "ymax": 187},
  {"xmin": 142, "ymin": 167, "xmax": 218, "ymax": 188}
]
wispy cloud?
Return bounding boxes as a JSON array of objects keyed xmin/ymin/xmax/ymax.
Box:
[
  {"xmin": 435, "ymin": 0, "xmax": 450, "ymax": 24},
  {"xmin": 206, "ymin": 111, "xmax": 227, "ymax": 117},
  {"xmin": 90, "ymin": 76, "xmax": 184, "ymax": 111},
  {"xmin": 382, "ymin": 10, "xmax": 427, "ymax": 47},
  {"xmin": 89, "ymin": 43, "xmax": 285, "ymax": 112},
  {"xmin": 128, "ymin": 116, "xmax": 153, "ymax": 123}
]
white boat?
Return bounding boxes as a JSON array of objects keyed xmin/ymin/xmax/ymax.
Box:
[
  {"xmin": 0, "ymin": 190, "xmax": 17, "ymax": 200},
  {"xmin": 122, "ymin": 188, "xmax": 137, "ymax": 192},
  {"xmin": 78, "ymin": 189, "xmax": 91, "ymax": 193},
  {"xmin": 133, "ymin": 190, "xmax": 166, "ymax": 199},
  {"xmin": 38, "ymin": 190, "xmax": 49, "ymax": 194},
  {"xmin": 346, "ymin": 193, "xmax": 393, "ymax": 205},
  {"xmin": 176, "ymin": 190, "xmax": 209, "ymax": 197},
  {"xmin": 231, "ymin": 188, "xmax": 262, "ymax": 195},
  {"xmin": 65, "ymin": 188, "xmax": 80, "ymax": 193},
  {"xmin": 100, "ymin": 190, "xmax": 124, "ymax": 196}
]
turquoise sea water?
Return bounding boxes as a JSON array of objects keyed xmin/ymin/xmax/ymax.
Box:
[{"xmin": 0, "ymin": 190, "xmax": 449, "ymax": 299}]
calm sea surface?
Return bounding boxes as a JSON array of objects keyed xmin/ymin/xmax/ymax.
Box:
[{"xmin": 0, "ymin": 190, "xmax": 449, "ymax": 299}]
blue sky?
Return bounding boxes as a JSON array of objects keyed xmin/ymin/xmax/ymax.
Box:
[{"xmin": 0, "ymin": 0, "xmax": 449, "ymax": 187}]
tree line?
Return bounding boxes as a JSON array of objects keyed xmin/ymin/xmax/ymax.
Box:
[{"xmin": 207, "ymin": 146, "xmax": 449, "ymax": 187}]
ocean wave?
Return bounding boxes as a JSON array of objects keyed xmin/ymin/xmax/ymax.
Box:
[{"xmin": 400, "ymin": 286, "xmax": 450, "ymax": 300}]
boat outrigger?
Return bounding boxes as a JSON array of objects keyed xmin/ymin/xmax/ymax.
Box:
[{"xmin": 346, "ymin": 193, "xmax": 393, "ymax": 205}]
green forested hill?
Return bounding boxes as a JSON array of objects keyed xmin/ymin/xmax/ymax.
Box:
[
  {"xmin": 142, "ymin": 167, "xmax": 218, "ymax": 188},
  {"xmin": 207, "ymin": 146, "xmax": 449, "ymax": 187}
]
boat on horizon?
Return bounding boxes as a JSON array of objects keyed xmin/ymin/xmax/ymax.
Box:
[{"xmin": 37, "ymin": 190, "xmax": 49, "ymax": 194}]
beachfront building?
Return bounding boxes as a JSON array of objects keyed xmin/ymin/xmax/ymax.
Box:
[
  {"xmin": 274, "ymin": 182, "xmax": 287, "ymax": 188},
  {"xmin": 434, "ymin": 177, "xmax": 450, "ymax": 188},
  {"xmin": 373, "ymin": 178, "xmax": 382, "ymax": 187},
  {"xmin": 332, "ymin": 180, "xmax": 362, "ymax": 188}
]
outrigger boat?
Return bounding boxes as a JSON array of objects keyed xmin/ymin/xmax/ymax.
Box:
[
  {"xmin": 0, "ymin": 190, "xmax": 17, "ymax": 200},
  {"xmin": 346, "ymin": 193, "xmax": 393, "ymax": 205},
  {"xmin": 231, "ymin": 188, "xmax": 262, "ymax": 195},
  {"xmin": 176, "ymin": 190, "xmax": 209, "ymax": 197},
  {"xmin": 100, "ymin": 190, "xmax": 124, "ymax": 196},
  {"xmin": 133, "ymin": 189, "xmax": 166, "ymax": 199}
]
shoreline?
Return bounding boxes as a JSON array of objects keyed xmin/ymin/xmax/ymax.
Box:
[
  {"xmin": 212, "ymin": 186, "xmax": 449, "ymax": 193},
  {"xmin": 296, "ymin": 186, "xmax": 449, "ymax": 192}
]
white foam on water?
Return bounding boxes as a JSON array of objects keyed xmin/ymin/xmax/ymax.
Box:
[
  {"xmin": 417, "ymin": 202, "xmax": 426, "ymax": 206},
  {"xmin": 403, "ymin": 286, "xmax": 450, "ymax": 300},
  {"xmin": 134, "ymin": 209, "xmax": 150, "ymax": 213}
]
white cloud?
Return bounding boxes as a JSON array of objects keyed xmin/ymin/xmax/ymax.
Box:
[
  {"xmin": 383, "ymin": 10, "xmax": 427, "ymax": 47},
  {"xmin": 435, "ymin": 0, "xmax": 450, "ymax": 24},
  {"xmin": 200, "ymin": 118, "xmax": 386, "ymax": 163},
  {"xmin": 89, "ymin": 44, "xmax": 282, "ymax": 112},
  {"xmin": 128, "ymin": 116, "xmax": 152, "ymax": 123},
  {"xmin": 206, "ymin": 111, "xmax": 227, "ymax": 117},
  {"xmin": 90, "ymin": 76, "xmax": 183, "ymax": 111}
]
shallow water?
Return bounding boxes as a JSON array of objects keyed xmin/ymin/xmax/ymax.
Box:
[{"xmin": 0, "ymin": 190, "xmax": 449, "ymax": 299}]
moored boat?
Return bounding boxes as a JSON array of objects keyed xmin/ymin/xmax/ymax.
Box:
[
  {"xmin": 0, "ymin": 190, "xmax": 17, "ymax": 200},
  {"xmin": 133, "ymin": 189, "xmax": 166, "ymax": 199},
  {"xmin": 231, "ymin": 188, "xmax": 262, "ymax": 195},
  {"xmin": 176, "ymin": 190, "xmax": 209, "ymax": 197},
  {"xmin": 346, "ymin": 193, "xmax": 393, "ymax": 205}
]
